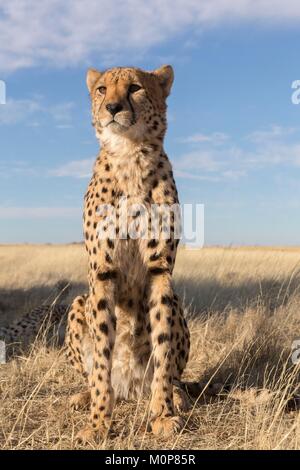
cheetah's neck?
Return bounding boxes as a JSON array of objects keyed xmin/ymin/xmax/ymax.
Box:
[{"xmin": 97, "ymin": 135, "xmax": 164, "ymax": 196}]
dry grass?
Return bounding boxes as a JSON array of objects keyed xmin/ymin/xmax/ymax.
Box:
[{"xmin": 0, "ymin": 244, "xmax": 300, "ymax": 449}]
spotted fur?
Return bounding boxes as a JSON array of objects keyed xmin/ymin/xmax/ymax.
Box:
[
  {"xmin": 0, "ymin": 304, "xmax": 68, "ymax": 357},
  {"xmin": 63, "ymin": 64, "xmax": 194, "ymax": 443}
]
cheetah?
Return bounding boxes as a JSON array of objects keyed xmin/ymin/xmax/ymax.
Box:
[
  {"xmin": 0, "ymin": 282, "xmax": 71, "ymax": 358},
  {"xmin": 65, "ymin": 64, "xmax": 192, "ymax": 443},
  {"xmin": 0, "ymin": 304, "xmax": 68, "ymax": 358}
]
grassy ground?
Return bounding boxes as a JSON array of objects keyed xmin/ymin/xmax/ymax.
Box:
[{"xmin": 0, "ymin": 244, "xmax": 300, "ymax": 449}]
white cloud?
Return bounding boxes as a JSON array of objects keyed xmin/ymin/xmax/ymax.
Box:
[
  {"xmin": 174, "ymin": 170, "xmax": 221, "ymax": 182},
  {"xmin": 0, "ymin": 160, "xmax": 39, "ymax": 178},
  {"xmin": 257, "ymin": 142, "xmax": 300, "ymax": 166},
  {"xmin": 174, "ymin": 146, "xmax": 247, "ymax": 181},
  {"xmin": 49, "ymin": 102, "xmax": 75, "ymax": 128},
  {"xmin": 1, "ymin": 1, "xmax": 300, "ymax": 73},
  {"xmin": 246, "ymin": 125, "xmax": 296, "ymax": 143},
  {"xmin": 0, "ymin": 97, "xmax": 75, "ymax": 127},
  {"xmin": 175, "ymin": 150, "xmax": 223, "ymax": 172},
  {"xmin": 221, "ymin": 169, "xmax": 247, "ymax": 180},
  {"xmin": 0, "ymin": 157, "xmax": 94, "ymax": 179},
  {"xmin": 175, "ymin": 125, "xmax": 300, "ymax": 181},
  {"xmin": 0, "ymin": 98, "xmax": 42, "ymax": 125},
  {"xmin": 50, "ymin": 158, "xmax": 94, "ymax": 178},
  {"xmin": 179, "ymin": 132, "xmax": 229, "ymax": 144},
  {"xmin": 0, "ymin": 206, "xmax": 81, "ymax": 219}
]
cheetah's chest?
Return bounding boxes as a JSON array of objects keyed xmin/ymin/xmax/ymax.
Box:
[{"xmin": 115, "ymin": 191, "xmax": 153, "ymax": 284}]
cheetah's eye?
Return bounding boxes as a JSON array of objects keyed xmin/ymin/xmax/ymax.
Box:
[
  {"xmin": 97, "ymin": 86, "xmax": 106, "ymax": 95},
  {"xmin": 128, "ymin": 84, "xmax": 142, "ymax": 94}
]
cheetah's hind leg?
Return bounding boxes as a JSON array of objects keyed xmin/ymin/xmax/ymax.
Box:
[
  {"xmin": 65, "ymin": 295, "xmax": 92, "ymax": 411},
  {"xmin": 171, "ymin": 295, "xmax": 192, "ymax": 413}
]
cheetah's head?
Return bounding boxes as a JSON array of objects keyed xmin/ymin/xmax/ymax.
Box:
[{"xmin": 86, "ymin": 65, "xmax": 174, "ymax": 146}]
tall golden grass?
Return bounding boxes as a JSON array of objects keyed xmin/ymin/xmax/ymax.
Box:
[{"xmin": 0, "ymin": 244, "xmax": 299, "ymax": 449}]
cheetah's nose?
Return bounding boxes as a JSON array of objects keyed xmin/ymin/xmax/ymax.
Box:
[{"xmin": 106, "ymin": 103, "xmax": 123, "ymax": 117}]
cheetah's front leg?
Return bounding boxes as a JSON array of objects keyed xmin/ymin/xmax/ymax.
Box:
[
  {"xmin": 76, "ymin": 252, "xmax": 117, "ymax": 444},
  {"xmin": 148, "ymin": 269, "xmax": 184, "ymax": 436}
]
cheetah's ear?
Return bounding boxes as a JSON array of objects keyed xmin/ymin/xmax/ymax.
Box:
[
  {"xmin": 153, "ymin": 65, "xmax": 174, "ymax": 98},
  {"xmin": 86, "ymin": 68, "xmax": 102, "ymax": 94}
]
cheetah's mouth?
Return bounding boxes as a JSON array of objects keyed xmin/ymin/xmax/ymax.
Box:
[
  {"xmin": 107, "ymin": 119, "xmax": 121, "ymax": 127},
  {"xmin": 106, "ymin": 118, "xmax": 133, "ymax": 132},
  {"xmin": 107, "ymin": 120, "xmax": 128, "ymax": 130}
]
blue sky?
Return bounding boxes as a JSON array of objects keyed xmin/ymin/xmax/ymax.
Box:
[{"xmin": 1, "ymin": 1, "xmax": 300, "ymax": 245}]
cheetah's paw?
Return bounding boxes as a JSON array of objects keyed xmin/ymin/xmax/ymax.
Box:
[
  {"xmin": 70, "ymin": 390, "xmax": 90, "ymax": 411},
  {"xmin": 75, "ymin": 426, "xmax": 96, "ymax": 445},
  {"xmin": 151, "ymin": 415, "xmax": 184, "ymax": 437}
]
